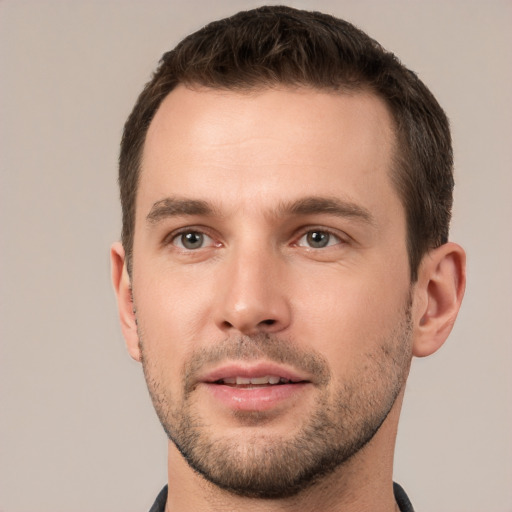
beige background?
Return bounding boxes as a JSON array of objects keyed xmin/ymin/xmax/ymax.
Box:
[{"xmin": 1, "ymin": 1, "xmax": 511, "ymax": 511}]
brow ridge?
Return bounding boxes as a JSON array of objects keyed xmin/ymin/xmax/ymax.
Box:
[
  {"xmin": 280, "ymin": 196, "xmax": 374, "ymax": 224},
  {"xmin": 146, "ymin": 198, "xmax": 214, "ymax": 223},
  {"xmin": 146, "ymin": 195, "xmax": 373, "ymax": 224}
]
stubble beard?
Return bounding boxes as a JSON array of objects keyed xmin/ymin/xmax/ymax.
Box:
[{"xmin": 138, "ymin": 304, "xmax": 413, "ymax": 499}]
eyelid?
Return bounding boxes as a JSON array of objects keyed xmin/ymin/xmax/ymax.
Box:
[
  {"xmin": 293, "ymin": 226, "xmax": 349, "ymax": 248},
  {"xmin": 174, "ymin": 232, "xmax": 213, "ymax": 250},
  {"xmin": 161, "ymin": 224, "xmax": 351, "ymax": 250},
  {"xmin": 163, "ymin": 226, "xmax": 220, "ymax": 249}
]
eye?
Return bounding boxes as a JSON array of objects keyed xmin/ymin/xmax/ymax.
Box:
[
  {"xmin": 297, "ymin": 230, "xmax": 341, "ymax": 249},
  {"xmin": 172, "ymin": 231, "xmax": 213, "ymax": 250}
]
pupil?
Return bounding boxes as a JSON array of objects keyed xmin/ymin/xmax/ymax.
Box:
[
  {"xmin": 183, "ymin": 232, "xmax": 203, "ymax": 249},
  {"xmin": 307, "ymin": 231, "xmax": 329, "ymax": 248}
]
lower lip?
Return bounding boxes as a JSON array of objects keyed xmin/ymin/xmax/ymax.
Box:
[{"xmin": 201, "ymin": 382, "xmax": 310, "ymax": 412}]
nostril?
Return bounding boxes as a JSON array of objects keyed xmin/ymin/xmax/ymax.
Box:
[
  {"xmin": 218, "ymin": 316, "xmax": 282, "ymax": 334},
  {"xmin": 222, "ymin": 320, "xmax": 234, "ymax": 329}
]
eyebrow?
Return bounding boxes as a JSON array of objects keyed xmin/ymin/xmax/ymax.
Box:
[
  {"xmin": 146, "ymin": 198, "xmax": 215, "ymax": 223},
  {"xmin": 146, "ymin": 195, "xmax": 374, "ymax": 225},
  {"xmin": 281, "ymin": 196, "xmax": 374, "ymax": 224}
]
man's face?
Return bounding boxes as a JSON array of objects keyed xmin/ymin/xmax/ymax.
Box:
[{"xmin": 129, "ymin": 86, "xmax": 414, "ymax": 497}]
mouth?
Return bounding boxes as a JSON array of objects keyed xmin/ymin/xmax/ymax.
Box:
[
  {"xmin": 201, "ymin": 362, "xmax": 310, "ymax": 386},
  {"xmin": 198, "ymin": 363, "xmax": 312, "ymax": 412},
  {"xmin": 213, "ymin": 375, "xmax": 305, "ymax": 387}
]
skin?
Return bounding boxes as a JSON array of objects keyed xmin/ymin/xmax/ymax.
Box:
[{"xmin": 111, "ymin": 86, "xmax": 466, "ymax": 512}]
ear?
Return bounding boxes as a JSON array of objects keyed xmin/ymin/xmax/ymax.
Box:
[
  {"xmin": 412, "ymin": 242, "xmax": 466, "ymax": 358},
  {"xmin": 110, "ymin": 242, "xmax": 141, "ymax": 362}
]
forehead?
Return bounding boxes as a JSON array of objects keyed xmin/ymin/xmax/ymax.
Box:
[{"xmin": 139, "ymin": 85, "xmax": 399, "ymax": 221}]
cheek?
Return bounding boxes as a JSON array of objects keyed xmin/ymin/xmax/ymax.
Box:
[
  {"xmin": 132, "ymin": 268, "xmax": 217, "ymax": 364},
  {"xmin": 291, "ymin": 264, "xmax": 410, "ymax": 369}
]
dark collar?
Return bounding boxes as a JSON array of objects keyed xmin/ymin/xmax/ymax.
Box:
[
  {"xmin": 393, "ymin": 482, "xmax": 415, "ymax": 512},
  {"xmin": 149, "ymin": 482, "xmax": 414, "ymax": 511}
]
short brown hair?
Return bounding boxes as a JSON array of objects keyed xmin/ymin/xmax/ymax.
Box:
[{"xmin": 119, "ymin": 5, "xmax": 453, "ymax": 281}]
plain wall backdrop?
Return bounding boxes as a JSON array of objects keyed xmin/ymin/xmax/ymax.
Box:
[{"xmin": 1, "ymin": 1, "xmax": 511, "ymax": 511}]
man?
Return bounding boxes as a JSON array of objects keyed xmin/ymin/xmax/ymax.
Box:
[{"xmin": 111, "ymin": 6, "xmax": 466, "ymax": 511}]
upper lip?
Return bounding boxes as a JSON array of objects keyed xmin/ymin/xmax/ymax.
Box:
[{"xmin": 198, "ymin": 361, "xmax": 311, "ymax": 384}]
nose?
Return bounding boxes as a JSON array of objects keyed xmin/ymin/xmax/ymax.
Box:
[{"xmin": 214, "ymin": 245, "xmax": 292, "ymax": 336}]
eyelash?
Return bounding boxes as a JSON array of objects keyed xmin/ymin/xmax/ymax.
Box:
[
  {"xmin": 163, "ymin": 226, "xmax": 349, "ymax": 252},
  {"xmin": 294, "ymin": 228, "xmax": 345, "ymax": 249},
  {"xmin": 165, "ymin": 227, "xmax": 218, "ymax": 251}
]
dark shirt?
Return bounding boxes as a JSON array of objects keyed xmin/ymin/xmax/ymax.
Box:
[
  {"xmin": 394, "ymin": 482, "xmax": 415, "ymax": 512},
  {"xmin": 148, "ymin": 481, "xmax": 414, "ymax": 511},
  {"xmin": 148, "ymin": 485, "xmax": 168, "ymax": 512}
]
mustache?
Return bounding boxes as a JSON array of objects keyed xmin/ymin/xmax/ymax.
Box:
[{"xmin": 181, "ymin": 334, "xmax": 331, "ymax": 393}]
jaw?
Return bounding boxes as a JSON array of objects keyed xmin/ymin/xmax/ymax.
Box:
[{"xmin": 165, "ymin": 389, "xmax": 406, "ymax": 512}]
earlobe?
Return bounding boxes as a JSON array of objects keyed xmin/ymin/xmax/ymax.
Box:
[
  {"xmin": 110, "ymin": 242, "xmax": 141, "ymax": 362},
  {"xmin": 412, "ymin": 242, "xmax": 466, "ymax": 358}
]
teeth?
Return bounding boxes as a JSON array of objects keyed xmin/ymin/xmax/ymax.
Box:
[
  {"xmin": 246, "ymin": 376, "xmax": 270, "ymax": 385},
  {"xmin": 220, "ymin": 375, "xmax": 288, "ymax": 385}
]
